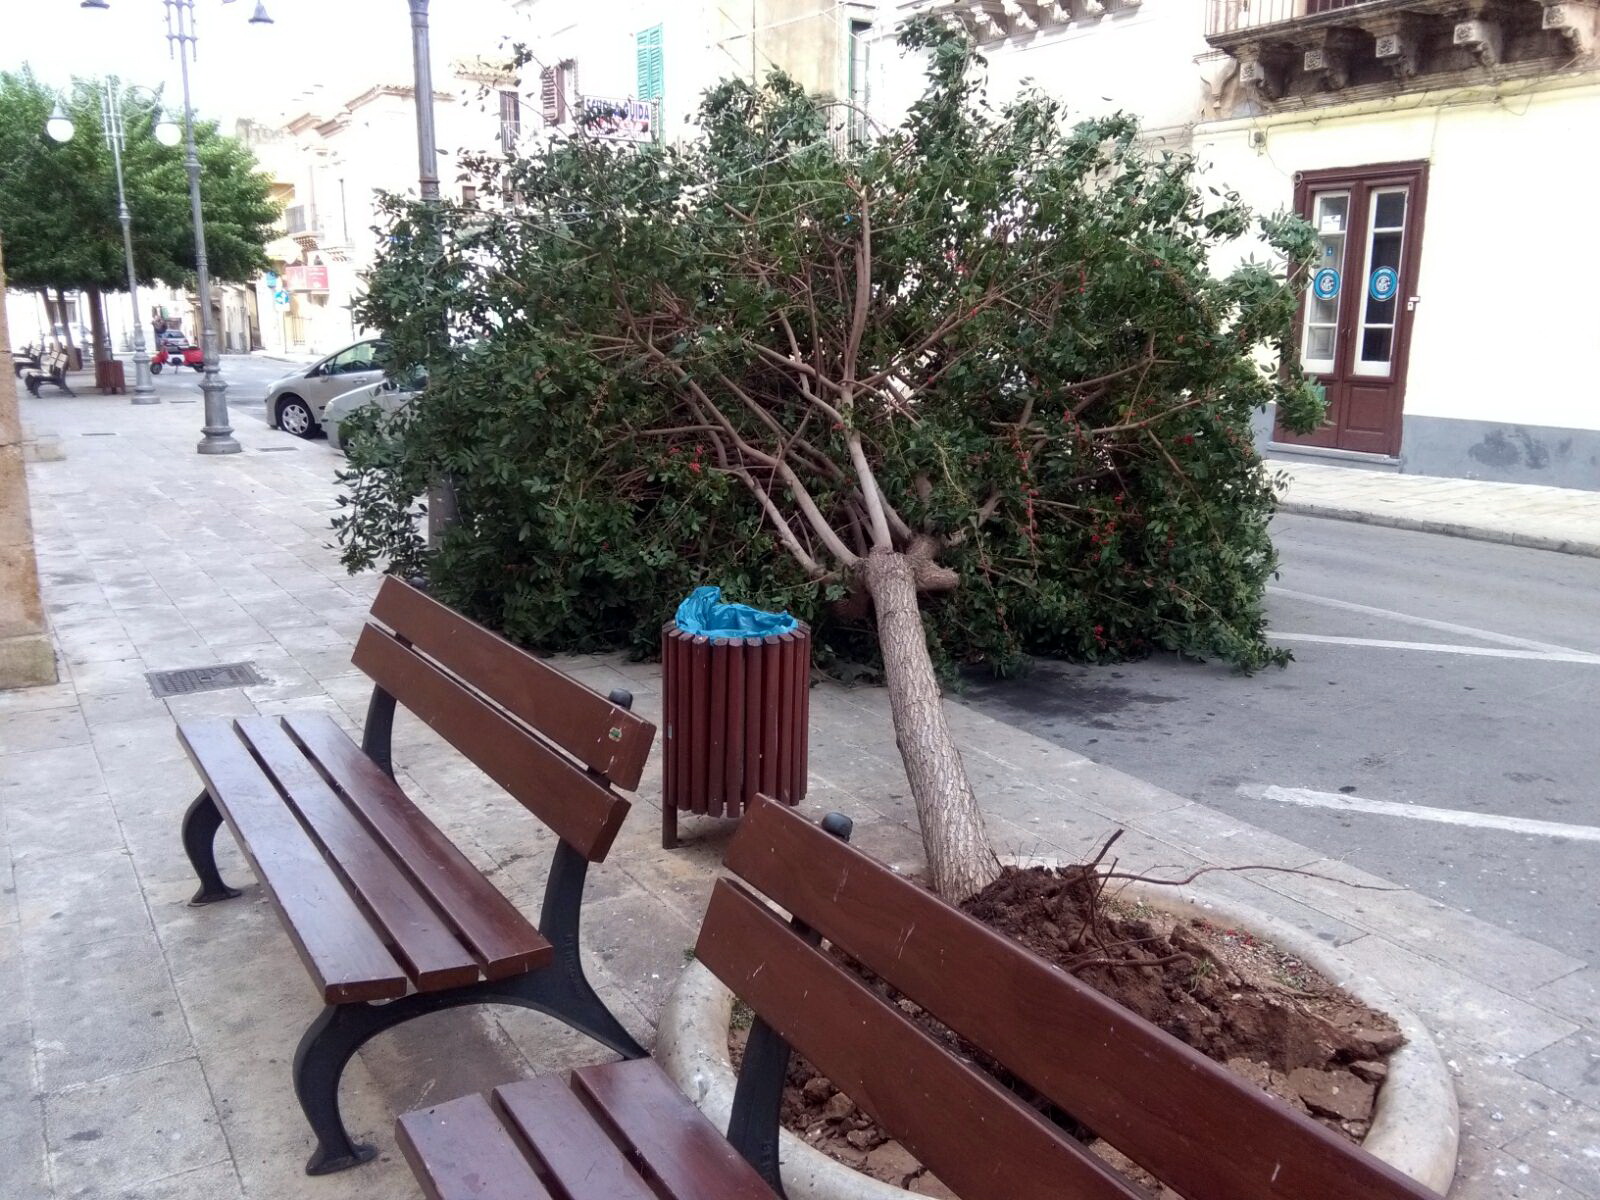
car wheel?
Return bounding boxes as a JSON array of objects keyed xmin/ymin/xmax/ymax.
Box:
[{"xmin": 276, "ymin": 395, "xmax": 318, "ymax": 438}]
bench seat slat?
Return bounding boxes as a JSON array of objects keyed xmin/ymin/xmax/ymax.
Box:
[
  {"xmin": 370, "ymin": 577, "xmax": 655, "ymax": 790},
  {"xmin": 697, "ymin": 878, "xmax": 1147, "ymax": 1200},
  {"xmin": 571, "ymin": 1057, "xmax": 779, "ymax": 1200},
  {"xmin": 724, "ymin": 797, "xmax": 1439, "ymax": 1200},
  {"xmin": 396, "ymin": 1092, "xmax": 553, "ymax": 1200},
  {"xmin": 177, "ymin": 719, "xmax": 408, "ymax": 1004},
  {"xmin": 494, "ymin": 1075, "xmax": 659, "ymax": 1200},
  {"xmin": 234, "ymin": 717, "xmax": 482, "ymax": 992},
  {"xmin": 283, "ymin": 714, "xmax": 551, "ymax": 983},
  {"xmin": 352, "ymin": 627, "xmax": 631, "ymax": 862}
]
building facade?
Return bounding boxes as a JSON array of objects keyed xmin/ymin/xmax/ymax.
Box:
[
  {"xmin": 243, "ymin": 62, "xmax": 519, "ymax": 358},
  {"xmin": 509, "ymin": 0, "xmax": 881, "ymax": 144},
  {"xmin": 873, "ymin": 0, "xmax": 1600, "ymax": 490}
]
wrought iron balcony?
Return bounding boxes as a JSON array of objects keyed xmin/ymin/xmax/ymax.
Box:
[
  {"xmin": 1207, "ymin": 0, "xmax": 1380, "ymax": 40},
  {"xmin": 1205, "ymin": 0, "xmax": 1596, "ymax": 100}
]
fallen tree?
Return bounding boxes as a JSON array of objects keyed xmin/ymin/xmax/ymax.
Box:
[{"xmin": 339, "ymin": 21, "xmax": 1322, "ymax": 900}]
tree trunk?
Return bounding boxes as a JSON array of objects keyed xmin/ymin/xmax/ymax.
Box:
[
  {"xmin": 55, "ymin": 289, "xmax": 74, "ymax": 353},
  {"xmin": 861, "ymin": 546, "xmax": 1000, "ymax": 902},
  {"xmin": 86, "ymin": 287, "xmax": 109, "ymax": 364}
]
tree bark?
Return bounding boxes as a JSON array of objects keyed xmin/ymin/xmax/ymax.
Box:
[
  {"xmin": 86, "ymin": 287, "xmax": 109, "ymax": 364},
  {"xmin": 860, "ymin": 546, "xmax": 1000, "ymax": 902},
  {"xmin": 55, "ymin": 289, "xmax": 74, "ymax": 353}
]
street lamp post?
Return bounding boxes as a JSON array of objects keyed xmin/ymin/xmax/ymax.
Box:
[
  {"xmin": 408, "ymin": 0, "xmax": 440, "ymax": 204},
  {"xmin": 407, "ymin": 0, "xmax": 458, "ymax": 542},
  {"xmin": 105, "ymin": 81, "xmax": 162, "ymax": 403},
  {"xmin": 82, "ymin": 0, "xmax": 273, "ymax": 453}
]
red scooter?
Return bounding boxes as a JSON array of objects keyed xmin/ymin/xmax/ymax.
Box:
[{"xmin": 149, "ymin": 344, "xmax": 204, "ymax": 374}]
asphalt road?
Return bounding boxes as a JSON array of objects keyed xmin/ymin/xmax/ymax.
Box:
[
  {"xmin": 962, "ymin": 512, "xmax": 1600, "ymax": 961},
  {"xmin": 132, "ymin": 352, "xmax": 312, "ymax": 433}
]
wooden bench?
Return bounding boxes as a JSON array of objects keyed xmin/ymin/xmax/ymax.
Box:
[
  {"xmin": 24, "ymin": 349, "xmax": 75, "ymax": 396},
  {"xmin": 397, "ymin": 796, "xmax": 1443, "ymax": 1200},
  {"xmin": 11, "ymin": 343, "xmax": 42, "ymax": 377},
  {"xmin": 176, "ymin": 576, "xmax": 658, "ymax": 1175}
]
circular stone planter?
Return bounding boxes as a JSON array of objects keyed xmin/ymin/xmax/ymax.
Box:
[{"xmin": 659, "ymin": 880, "xmax": 1459, "ymax": 1200}]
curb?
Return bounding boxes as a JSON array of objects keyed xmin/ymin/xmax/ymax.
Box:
[
  {"xmin": 658, "ymin": 881, "xmax": 1459, "ymax": 1200},
  {"xmin": 1278, "ymin": 498, "xmax": 1600, "ymax": 559}
]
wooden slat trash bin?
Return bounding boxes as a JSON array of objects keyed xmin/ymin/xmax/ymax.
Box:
[{"xmin": 660, "ymin": 622, "xmax": 810, "ymax": 848}]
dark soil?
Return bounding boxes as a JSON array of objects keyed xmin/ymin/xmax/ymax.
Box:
[{"xmin": 731, "ymin": 865, "xmax": 1404, "ymax": 1198}]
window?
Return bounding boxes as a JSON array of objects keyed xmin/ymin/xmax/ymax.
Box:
[
  {"xmin": 636, "ymin": 25, "xmax": 664, "ymax": 103},
  {"xmin": 499, "ymin": 89, "xmax": 521, "ymax": 154},
  {"xmin": 461, "ymin": 185, "xmax": 477, "ymax": 207},
  {"xmin": 541, "ymin": 60, "xmax": 577, "ymax": 124},
  {"xmin": 848, "ymin": 20, "xmax": 871, "ymax": 143},
  {"xmin": 326, "ymin": 341, "xmax": 378, "ymax": 375}
]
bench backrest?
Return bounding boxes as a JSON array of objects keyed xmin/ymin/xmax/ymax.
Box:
[
  {"xmin": 352, "ymin": 576, "xmax": 656, "ymax": 861},
  {"xmin": 697, "ymin": 797, "xmax": 1440, "ymax": 1200}
]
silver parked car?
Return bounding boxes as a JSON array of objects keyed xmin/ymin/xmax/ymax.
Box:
[
  {"xmin": 264, "ymin": 339, "xmax": 386, "ymax": 438},
  {"xmin": 324, "ymin": 368, "xmax": 424, "ymax": 454}
]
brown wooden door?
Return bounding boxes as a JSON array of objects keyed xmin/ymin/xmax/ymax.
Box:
[{"xmin": 1276, "ymin": 161, "xmax": 1428, "ymax": 456}]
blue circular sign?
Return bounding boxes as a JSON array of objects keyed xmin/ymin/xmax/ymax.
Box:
[
  {"xmin": 1369, "ymin": 266, "xmax": 1399, "ymax": 303},
  {"xmin": 1312, "ymin": 268, "xmax": 1341, "ymax": 301}
]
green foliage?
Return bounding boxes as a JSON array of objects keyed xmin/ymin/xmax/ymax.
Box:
[
  {"xmin": 339, "ymin": 23, "xmax": 1321, "ymax": 673},
  {"xmin": 0, "ymin": 67, "xmax": 276, "ymax": 293}
]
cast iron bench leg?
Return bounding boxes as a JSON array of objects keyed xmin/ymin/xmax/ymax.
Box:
[
  {"xmin": 293, "ymin": 957, "xmax": 649, "ymax": 1175},
  {"xmin": 181, "ymin": 791, "xmax": 242, "ymax": 905}
]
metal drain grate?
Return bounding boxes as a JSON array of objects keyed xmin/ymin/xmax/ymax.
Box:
[
  {"xmin": 257, "ymin": 446, "xmax": 297, "ymax": 452},
  {"xmin": 147, "ymin": 661, "xmax": 265, "ymax": 698},
  {"xmin": 81, "ymin": 432, "xmax": 118, "ymax": 437}
]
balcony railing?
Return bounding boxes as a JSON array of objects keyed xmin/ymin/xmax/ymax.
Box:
[{"xmin": 1207, "ymin": 0, "xmax": 1378, "ymax": 37}]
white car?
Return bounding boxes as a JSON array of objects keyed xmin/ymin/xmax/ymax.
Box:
[
  {"xmin": 324, "ymin": 371, "xmax": 422, "ymax": 454},
  {"xmin": 264, "ymin": 339, "xmax": 386, "ymax": 438}
]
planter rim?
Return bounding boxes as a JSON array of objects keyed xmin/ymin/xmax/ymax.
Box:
[{"xmin": 657, "ymin": 874, "xmax": 1459, "ymax": 1200}]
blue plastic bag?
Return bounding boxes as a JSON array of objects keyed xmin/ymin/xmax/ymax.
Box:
[{"xmin": 674, "ymin": 586, "xmax": 797, "ymax": 639}]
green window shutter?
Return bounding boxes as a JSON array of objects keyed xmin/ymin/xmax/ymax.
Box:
[{"xmin": 636, "ymin": 25, "xmax": 664, "ymax": 102}]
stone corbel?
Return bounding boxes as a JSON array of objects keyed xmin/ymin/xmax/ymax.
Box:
[
  {"xmin": 1301, "ymin": 28, "xmax": 1362, "ymax": 89},
  {"xmin": 1039, "ymin": 0, "xmax": 1072, "ymax": 24},
  {"xmin": 1540, "ymin": 0, "xmax": 1598, "ymax": 55},
  {"xmin": 1200, "ymin": 54, "xmax": 1241, "ymax": 113},
  {"xmin": 1236, "ymin": 43, "xmax": 1293, "ymax": 101},
  {"xmin": 970, "ymin": 0, "xmax": 1009, "ymax": 38},
  {"xmin": 1363, "ymin": 14, "xmax": 1425, "ymax": 79},
  {"xmin": 1453, "ymin": 16, "xmax": 1505, "ymax": 66},
  {"xmin": 1080, "ymin": 0, "xmax": 1106, "ymax": 16},
  {"xmin": 1003, "ymin": 0, "xmax": 1040, "ymax": 33}
]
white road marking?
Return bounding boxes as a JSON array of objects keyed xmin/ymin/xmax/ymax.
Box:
[
  {"xmin": 1267, "ymin": 586, "xmax": 1590, "ymax": 656},
  {"xmin": 1257, "ymin": 786, "xmax": 1600, "ymax": 844},
  {"xmin": 1267, "ymin": 631, "xmax": 1600, "ymax": 665}
]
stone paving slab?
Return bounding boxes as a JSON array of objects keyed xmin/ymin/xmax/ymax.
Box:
[
  {"xmin": 1274, "ymin": 460, "xmax": 1600, "ymax": 558},
  {"xmin": 0, "ymin": 393, "xmax": 1592, "ymax": 1197}
]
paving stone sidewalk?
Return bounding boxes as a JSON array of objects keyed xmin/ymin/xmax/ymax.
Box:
[
  {"xmin": 1273, "ymin": 459, "xmax": 1600, "ymax": 557},
  {"xmin": 1, "ymin": 393, "xmax": 1595, "ymax": 1198}
]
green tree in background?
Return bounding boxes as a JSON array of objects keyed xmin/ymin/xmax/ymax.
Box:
[{"xmin": 0, "ymin": 66, "xmax": 276, "ymax": 309}]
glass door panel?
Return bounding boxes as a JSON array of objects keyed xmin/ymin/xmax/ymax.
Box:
[
  {"xmin": 1301, "ymin": 190, "xmax": 1349, "ymax": 375},
  {"xmin": 1353, "ymin": 186, "xmax": 1407, "ymax": 377}
]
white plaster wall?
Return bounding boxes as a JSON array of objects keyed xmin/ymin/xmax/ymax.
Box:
[
  {"xmin": 867, "ymin": 2, "xmax": 1209, "ymax": 139},
  {"xmin": 1195, "ymin": 78, "xmax": 1600, "ymax": 433}
]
